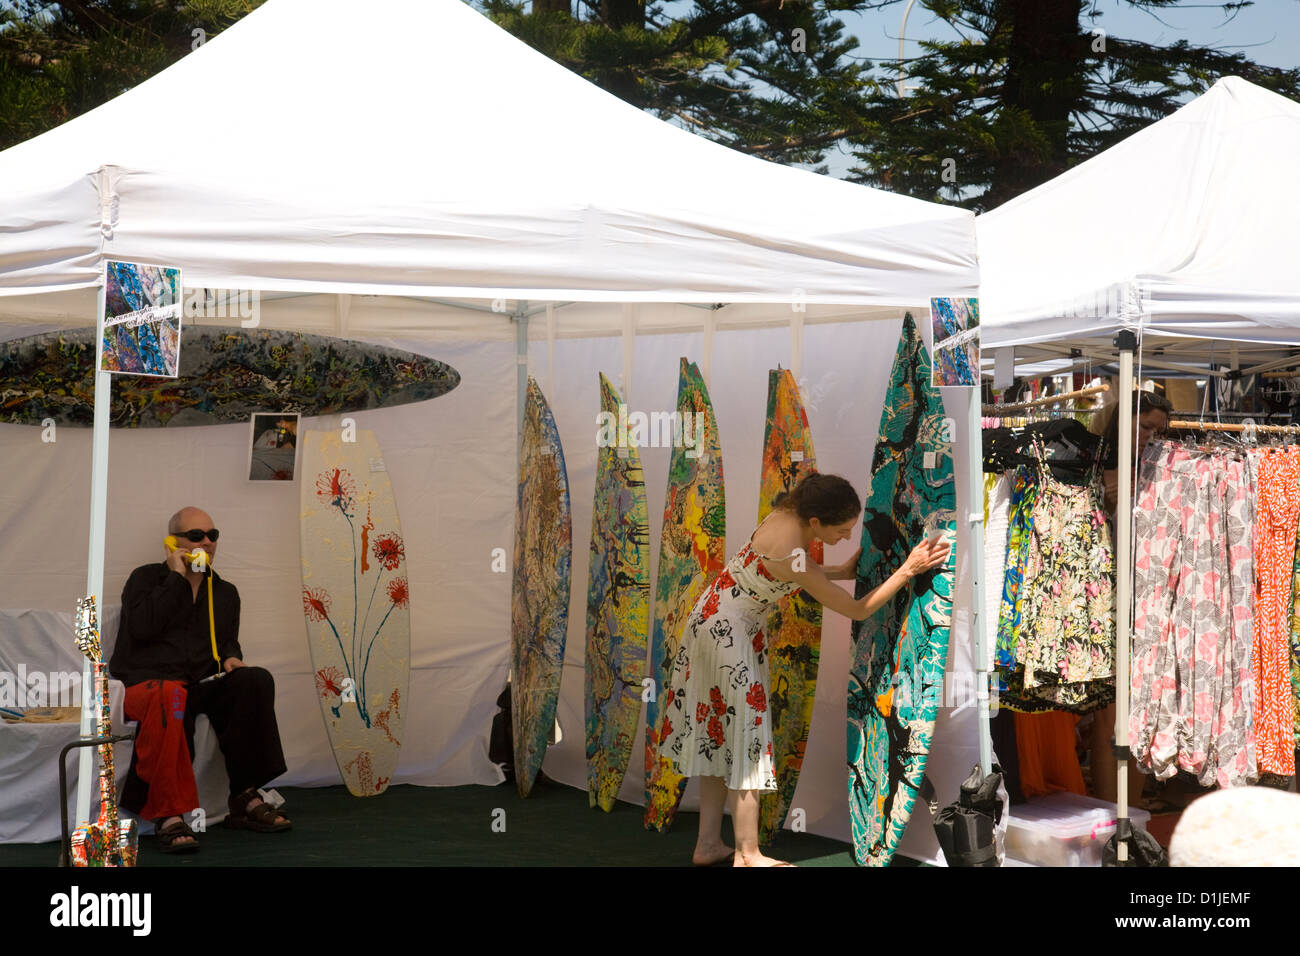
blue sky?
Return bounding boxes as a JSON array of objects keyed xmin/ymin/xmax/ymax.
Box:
[
  {"xmin": 821, "ymin": 0, "xmax": 1300, "ymax": 175},
  {"xmin": 844, "ymin": 0, "xmax": 1300, "ymax": 67}
]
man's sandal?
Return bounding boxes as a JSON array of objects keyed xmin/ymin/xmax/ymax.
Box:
[
  {"xmin": 224, "ymin": 788, "xmax": 292, "ymax": 832},
  {"xmin": 156, "ymin": 817, "xmax": 201, "ymax": 854}
]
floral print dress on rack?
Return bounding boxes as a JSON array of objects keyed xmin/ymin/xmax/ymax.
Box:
[
  {"xmin": 655, "ymin": 542, "xmax": 801, "ymax": 792},
  {"xmin": 1016, "ymin": 444, "xmax": 1116, "ymax": 711}
]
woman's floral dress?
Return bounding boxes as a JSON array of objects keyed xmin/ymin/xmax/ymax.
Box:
[{"xmin": 655, "ymin": 541, "xmax": 802, "ymax": 791}]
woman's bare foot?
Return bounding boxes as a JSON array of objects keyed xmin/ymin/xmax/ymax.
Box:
[
  {"xmin": 692, "ymin": 841, "xmax": 735, "ymax": 866},
  {"xmin": 733, "ymin": 850, "xmax": 794, "ymax": 867}
]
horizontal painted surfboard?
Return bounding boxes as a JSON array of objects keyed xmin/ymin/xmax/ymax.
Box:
[{"xmin": 0, "ymin": 327, "xmax": 459, "ymax": 427}]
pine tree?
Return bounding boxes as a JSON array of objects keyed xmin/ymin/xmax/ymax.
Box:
[
  {"xmin": 478, "ymin": 0, "xmax": 878, "ymax": 168},
  {"xmin": 0, "ymin": 1, "xmax": 264, "ymax": 152},
  {"xmin": 848, "ymin": 0, "xmax": 1300, "ymax": 210}
]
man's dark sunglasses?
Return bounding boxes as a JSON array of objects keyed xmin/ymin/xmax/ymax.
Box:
[{"xmin": 178, "ymin": 528, "xmax": 220, "ymax": 543}]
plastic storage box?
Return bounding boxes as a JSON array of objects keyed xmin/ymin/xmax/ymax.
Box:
[{"xmin": 1005, "ymin": 792, "xmax": 1152, "ymax": 867}]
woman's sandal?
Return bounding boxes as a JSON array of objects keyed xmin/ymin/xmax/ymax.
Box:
[
  {"xmin": 156, "ymin": 817, "xmax": 201, "ymax": 854},
  {"xmin": 224, "ymin": 788, "xmax": 292, "ymax": 833}
]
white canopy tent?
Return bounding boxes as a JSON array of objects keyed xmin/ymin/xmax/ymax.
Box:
[
  {"xmin": 979, "ymin": 75, "xmax": 1300, "ymax": 353},
  {"xmin": 0, "ymin": 0, "xmax": 982, "ymax": 862},
  {"xmin": 978, "ymin": 75, "xmax": 1300, "ymax": 860}
]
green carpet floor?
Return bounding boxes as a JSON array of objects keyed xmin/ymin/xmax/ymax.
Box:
[{"xmin": 0, "ymin": 777, "xmax": 900, "ymax": 867}]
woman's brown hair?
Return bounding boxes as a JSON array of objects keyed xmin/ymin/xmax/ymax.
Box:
[{"xmin": 774, "ymin": 472, "xmax": 861, "ymax": 527}]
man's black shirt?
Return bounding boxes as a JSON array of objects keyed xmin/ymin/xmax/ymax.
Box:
[{"xmin": 109, "ymin": 562, "xmax": 243, "ymax": 685}]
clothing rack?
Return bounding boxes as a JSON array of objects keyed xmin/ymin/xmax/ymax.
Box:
[
  {"xmin": 1167, "ymin": 419, "xmax": 1300, "ymax": 435},
  {"xmin": 982, "ymin": 383, "xmax": 1109, "ymax": 415}
]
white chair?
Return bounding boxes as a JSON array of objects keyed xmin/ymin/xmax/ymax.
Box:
[{"xmin": 0, "ymin": 607, "xmax": 229, "ymax": 846}]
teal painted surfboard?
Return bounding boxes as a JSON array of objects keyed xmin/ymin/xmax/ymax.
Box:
[
  {"xmin": 848, "ymin": 312, "xmax": 957, "ymax": 866},
  {"xmin": 512, "ymin": 377, "xmax": 573, "ymax": 798},
  {"xmin": 644, "ymin": 359, "xmax": 725, "ymax": 831},
  {"xmin": 585, "ymin": 374, "xmax": 651, "ymax": 812}
]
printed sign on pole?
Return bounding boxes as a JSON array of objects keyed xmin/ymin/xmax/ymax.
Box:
[
  {"xmin": 102, "ymin": 260, "xmax": 182, "ymax": 377},
  {"xmin": 930, "ymin": 297, "xmax": 980, "ymax": 388}
]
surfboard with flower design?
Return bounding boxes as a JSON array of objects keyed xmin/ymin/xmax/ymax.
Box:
[{"xmin": 300, "ymin": 428, "xmax": 410, "ymax": 797}]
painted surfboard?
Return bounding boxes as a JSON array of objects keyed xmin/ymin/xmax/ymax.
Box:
[
  {"xmin": 644, "ymin": 358, "xmax": 725, "ymax": 831},
  {"xmin": 512, "ymin": 377, "xmax": 573, "ymax": 798},
  {"xmin": 300, "ymin": 428, "xmax": 410, "ymax": 797},
  {"xmin": 848, "ymin": 312, "xmax": 957, "ymax": 866},
  {"xmin": 0, "ymin": 326, "xmax": 459, "ymax": 427},
  {"xmin": 756, "ymin": 368, "xmax": 824, "ymax": 844},
  {"xmin": 585, "ymin": 373, "xmax": 651, "ymax": 812}
]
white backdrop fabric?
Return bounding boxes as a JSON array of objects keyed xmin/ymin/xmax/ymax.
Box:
[
  {"xmin": 0, "ymin": 316, "xmax": 977, "ymax": 861},
  {"xmin": 978, "ymin": 76, "xmax": 1300, "ymax": 347},
  {"xmin": 0, "ymin": 609, "xmax": 235, "ymax": 843}
]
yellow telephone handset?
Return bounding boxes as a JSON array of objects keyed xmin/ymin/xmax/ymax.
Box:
[
  {"xmin": 164, "ymin": 536, "xmax": 220, "ymax": 674},
  {"xmin": 165, "ymin": 535, "xmax": 210, "ymax": 573}
]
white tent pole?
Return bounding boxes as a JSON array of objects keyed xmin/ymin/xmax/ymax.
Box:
[
  {"xmin": 790, "ymin": 312, "xmax": 804, "ymax": 382},
  {"xmin": 1113, "ymin": 329, "xmax": 1137, "ymax": 864},
  {"xmin": 701, "ymin": 309, "xmax": 717, "ymax": 389},
  {"xmin": 967, "ymin": 387, "xmax": 992, "ymax": 777},
  {"xmin": 515, "ymin": 301, "xmax": 530, "ymax": 436},
  {"xmin": 621, "ymin": 303, "xmax": 635, "ymax": 403},
  {"xmin": 77, "ymin": 274, "xmax": 111, "ymax": 825},
  {"xmin": 335, "ymin": 293, "xmax": 352, "ymax": 336},
  {"xmin": 508, "ymin": 302, "xmax": 529, "ymax": 691},
  {"xmin": 546, "ymin": 303, "xmax": 556, "ymax": 401}
]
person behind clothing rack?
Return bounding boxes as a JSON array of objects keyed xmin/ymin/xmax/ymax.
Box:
[
  {"xmin": 1098, "ymin": 390, "xmax": 1173, "ymax": 514},
  {"xmin": 1091, "ymin": 390, "xmax": 1172, "ymax": 806}
]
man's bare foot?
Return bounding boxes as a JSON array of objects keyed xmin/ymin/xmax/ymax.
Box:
[
  {"xmin": 692, "ymin": 841, "xmax": 735, "ymax": 866},
  {"xmin": 733, "ymin": 850, "xmax": 794, "ymax": 867}
]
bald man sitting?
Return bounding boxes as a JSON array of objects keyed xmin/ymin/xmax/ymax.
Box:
[{"xmin": 109, "ymin": 507, "xmax": 290, "ymax": 853}]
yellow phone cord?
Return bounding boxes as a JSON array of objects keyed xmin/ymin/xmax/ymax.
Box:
[{"xmin": 207, "ymin": 573, "xmax": 220, "ymax": 675}]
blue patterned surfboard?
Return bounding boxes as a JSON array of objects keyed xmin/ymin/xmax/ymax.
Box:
[{"xmin": 848, "ymin": 312, "xmax": 956, "ymax": 866}]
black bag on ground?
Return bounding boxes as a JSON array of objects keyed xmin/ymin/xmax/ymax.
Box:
[
  {"xmin": 489, "ymin": 684, "xmax": 513, "ymax": 781},
  {"xmin": 932, "ymin": 764, "xmax": 1006, "ymax": 867},
  {"xmin": 1104, "ymin": 823, "xmax": 1168, "ymax": 867}
]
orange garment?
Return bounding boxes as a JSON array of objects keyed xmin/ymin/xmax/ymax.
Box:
[
  {"xmin": 1015, "ymin": 711, "xmax": 1086, "ymax": 798},
  {"xmin": 1253, "ymin": 448, "xmax": 1300, "ymax": 777}
]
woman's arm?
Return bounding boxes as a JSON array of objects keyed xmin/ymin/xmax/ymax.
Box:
[{"xmin": 765, "ymin": 539, "xmax": 949, "ymax": 621}]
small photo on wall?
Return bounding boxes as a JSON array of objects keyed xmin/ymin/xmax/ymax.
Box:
[
  {"xmin": 930, "ymin": 296, "xmax": 980, "ymax": 388},
  {"xmin": 248, "ymin": 413, "xmax": 299, "ymax": 481}
]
